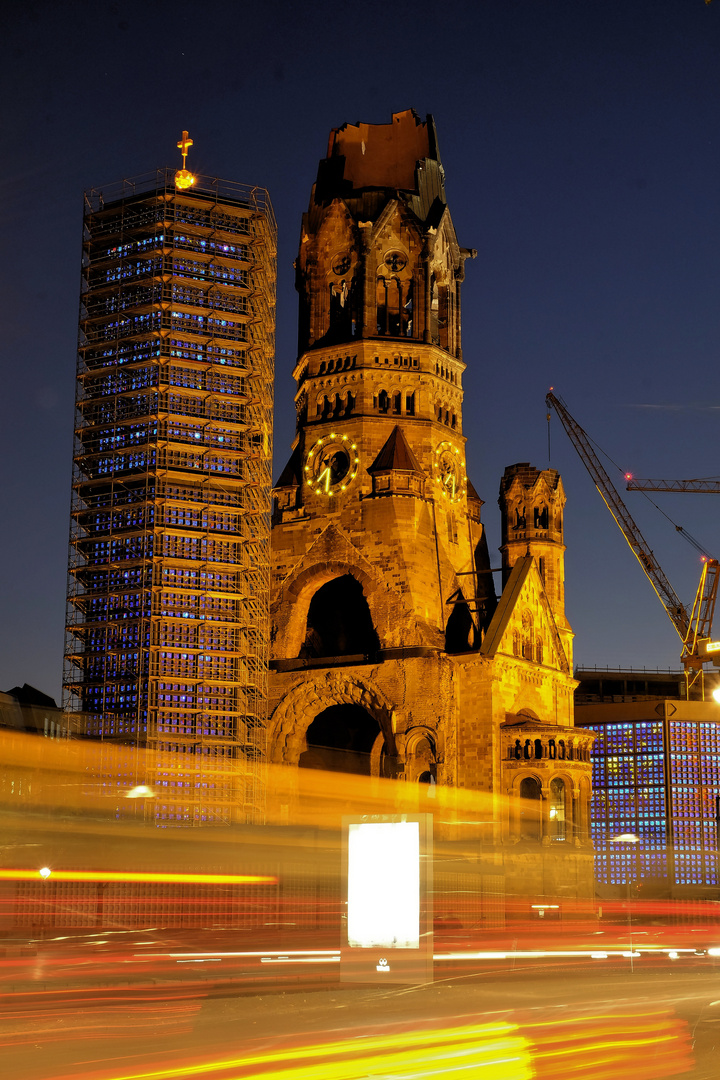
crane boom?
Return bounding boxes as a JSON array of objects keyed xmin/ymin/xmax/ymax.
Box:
[
  {"xmin": 626, "ymin": 478, "xmax": 720, "ymax": 493},
  {"xmin": 546, "ymin": 392, "xmax": 690, "ymax": 642}
]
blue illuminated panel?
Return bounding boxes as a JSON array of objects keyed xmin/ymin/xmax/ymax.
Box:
[
  {"xmin": 668, "ymin": 721, "xmax": 720, "ymax": 886},
  {"xmin": 586, "ymin": 720, "xmax": 668, "ymax": 886},
  {"xmin": 587, "ymin": 716, "xmax": 720, "ymax": 890}
]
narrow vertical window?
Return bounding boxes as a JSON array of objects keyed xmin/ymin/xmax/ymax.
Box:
[{"xmin": 550, "ymin": 778, "xmax": 566, "ymax": 841}]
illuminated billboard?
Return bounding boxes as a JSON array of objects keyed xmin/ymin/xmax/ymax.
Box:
[{"xmin": 341, "ymin": 814, "xmax": 433, "ymax": 984}]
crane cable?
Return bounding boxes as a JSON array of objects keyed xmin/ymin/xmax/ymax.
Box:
[{"xmin": 547, "ymin": 406, "xmax": 714, "ymax": 559}]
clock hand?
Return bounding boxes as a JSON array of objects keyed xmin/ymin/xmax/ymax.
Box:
[{"xmin": 318, "ymin": 465, "xmax": 331, "ymax": 492}]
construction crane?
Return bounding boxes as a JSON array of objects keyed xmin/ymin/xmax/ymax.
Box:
[
  {"xmin": 626, "ymin": 477, "xmax": 720, "ymax": 494},
  {"xmin": 546, "ymin": 392, "xmax": 719, "ymax": 690}
]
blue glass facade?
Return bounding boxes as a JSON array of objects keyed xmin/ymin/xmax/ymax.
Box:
[{"xmin": 585, "ymin": 715, "xmax": 720, "ymax": 889}]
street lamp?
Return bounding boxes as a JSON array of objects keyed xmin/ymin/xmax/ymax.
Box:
[{"xmin": 610, "ymin": 832, "xmax": 640, "ymax": 973}]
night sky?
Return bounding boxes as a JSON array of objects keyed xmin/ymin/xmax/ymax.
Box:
[{"xmin": 3, "ymin": 0, "xmax": 720, "ymax": 702}]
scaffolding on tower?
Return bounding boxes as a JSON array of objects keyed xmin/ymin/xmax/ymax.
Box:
[{"xmin": 63, "ymin": 163, "xmax": 276, "ymax": 825}]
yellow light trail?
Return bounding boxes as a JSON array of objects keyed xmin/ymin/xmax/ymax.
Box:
[
  {"xmin": 0, "ymin": 870, "xmax": 277, "ymax": 885},
  {"xmin": 56, "ymin": 1022, "xmax": 534, "ymax": 1080},
  {"xmin": 48, "ymin": 1007, "xmax": 693, "ymax": 1080}
]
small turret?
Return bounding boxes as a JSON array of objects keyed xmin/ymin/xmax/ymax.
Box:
[{"xmin": 498, "ymin": 463, "xmax": 568, "ymax": 632}]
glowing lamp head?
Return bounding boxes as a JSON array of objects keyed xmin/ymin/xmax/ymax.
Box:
[
  {"xmin": 39, "ymin": 867, "xmax": 52, "ymax": 879},
  {"xmin": 712, "ymin": 688, "xmax": 720, "ymax": 704}
]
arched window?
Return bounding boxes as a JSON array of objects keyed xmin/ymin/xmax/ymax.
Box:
[
  {"xmin": 534, "ymin": 738, "xmax": 543, "ymax": 760},
  {"xmin": 403, "ymin": 281, "xmax": 414, "ymax": 337},
  {"xmin": 405, "ymin": 392, "xmax": 415, "ymax": 416},
  {"xmin": 328, "ymin": 278, "xmax": 354, "ymax": 340},
  {"xmin": 558, "ymin": 739, "xmax": 566, "ymax": 760},
  {"xmin": 377, "ymin": 277, "xmax": 406, "ymax": 336},
  {"xmin": 519, "ymin": 776, "xmax": 542, "ymax": 841},
  {"xmin": 549, "ymin": 778, "xmax": 566, "ymax": 841},
  {"xmin": 430, "ymin": 275, "xmax": 439, "ymax": 343},
  {"xmin": 522, "ymin": 610, "xmax": 534, "ymax": 660},
  {"xmin": 378, "ymin": 390, "xmax": 390, "ymax": 414},
  {"xmin": 410, "ymin": 734, "xmax": 437, "ymax": 787},
  {"xmin": 523, "ymin": 739, "xmax": 531, "ymax": 760},
  {"xmin": 299, "ymin": 703, "xmax": 380, "ymax": 776},
  {"xmin": 445, "ymin": 599, "xmax": 474, "ymax": 653},
  {"xmin": 533, "ymin": 506, "xmax": 549, "ymax": 529},
  {"xmin": 578, "ymin": 777, "xmax": 590, "ymax": 839},
  {"xmin": 536, "ymin": 637, "xmax": 543, "ymax": 664},
  {"xmin": 548, "ymin": 738, "xmax": 556, "ymax": 760},
  {"xmin": 376, "ymin": 277, "xmax": 388, "ymax": 334},
  {"xmin": 513, "ymin": 630, "xmax": 521, "ymax": 657}
]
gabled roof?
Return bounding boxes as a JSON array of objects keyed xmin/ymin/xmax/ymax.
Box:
[
  {"xmin": 367, "ymin": 425, "xmax": 425, "ymax": 475},
  {"xmin": 479, "ymin": 554, "xmax": 569, "ymax": 674}
]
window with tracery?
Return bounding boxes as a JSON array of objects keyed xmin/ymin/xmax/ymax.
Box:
[{"xmin": 377, "ymin": 277, "xmax": 413, "ymax": 337}]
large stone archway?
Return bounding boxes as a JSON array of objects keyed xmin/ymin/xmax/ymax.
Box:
[
  {"xmin": 274, "ymin": 559, "xmax": 387, "ymax": 660},
  {"xmin": 299, "ymin": 703, "xmax": 380, "ymax": 774},
  {"xmin": 268, "ymin": 674, "xmax": 398, "ymax": 774}
]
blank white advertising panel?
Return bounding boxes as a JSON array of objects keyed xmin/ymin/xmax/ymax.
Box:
[{"xmin": 342, "ymin": 814, "xmax": 433, "ymax": 984}]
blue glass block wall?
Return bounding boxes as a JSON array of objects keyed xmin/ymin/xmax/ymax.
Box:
[
  {"xmin": 587, "ymin": 720, "xmax": 668, "ymax": 887},
  {"xmin": 669, "ymin": 721, "xmax": 720, "ymax": 886}
]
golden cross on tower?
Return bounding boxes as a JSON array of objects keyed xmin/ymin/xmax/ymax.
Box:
[{"xmin": 174, "ymin": 130, "xmax": 195, "ymax": 190}]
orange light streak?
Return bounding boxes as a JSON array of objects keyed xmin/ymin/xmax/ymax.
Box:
[{"xmin": 0, "ymin": 869, "xmax": 277, "ymax": 885}]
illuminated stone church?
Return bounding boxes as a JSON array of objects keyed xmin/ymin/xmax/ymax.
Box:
[{"xmin": 270, "ymin": 111, "xmax": 593, "ymax": 897}]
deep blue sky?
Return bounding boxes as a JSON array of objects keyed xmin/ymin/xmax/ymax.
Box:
[{"xmin": 3, "ymin": 0, "xmax": 720, "ymax": 702}]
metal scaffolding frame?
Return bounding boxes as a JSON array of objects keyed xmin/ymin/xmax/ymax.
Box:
[{"xmin": 63, "ymin": 169, "xmax": 276, "ymax": 824}]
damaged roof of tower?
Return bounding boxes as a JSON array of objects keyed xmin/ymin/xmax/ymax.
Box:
[
  {"xmin": 312, "ymin": 109, "xmax": 447, "ymax": 223},
  {"xmin": 327, "ymin": 109, "xmax": 439, "ymax": 190}
]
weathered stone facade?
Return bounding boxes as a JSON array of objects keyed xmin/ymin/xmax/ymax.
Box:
[{"xmin": 270, "ymin": 111, "xmax": 594, "ymax": 899}]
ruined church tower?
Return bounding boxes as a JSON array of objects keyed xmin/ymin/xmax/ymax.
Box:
[{"xmin": 269, "ymin": 112, "xmax": 593, "ymax": 897}]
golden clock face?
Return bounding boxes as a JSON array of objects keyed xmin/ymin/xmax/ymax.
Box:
[
  {"xmin": 433, "ymin": 441, "xmax": 466, "ymax": 501},
  {"xmin": 304, "ymin": 433, "xmax": 359, "ymax": 496}
]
